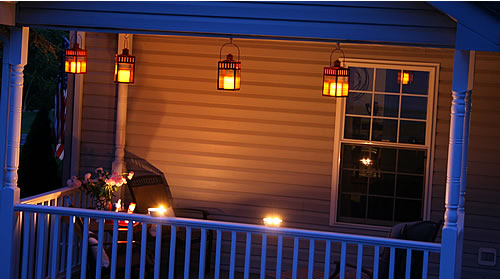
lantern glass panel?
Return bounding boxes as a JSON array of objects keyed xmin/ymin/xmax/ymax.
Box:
[
  {"xmin": 115, "ymin": 61, "xmax": 135, "ymax": 83},
  {"xmin": 323, "ymin": 75, "xmax": 349, "ymax": 97},
  {"xmin": 218, "ymin": 68, "xmax": 240, "ymax": 90}
]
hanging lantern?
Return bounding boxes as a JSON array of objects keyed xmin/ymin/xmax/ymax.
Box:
[
  {"xmin": 218, "ymin": 39, "xmax": 241, "ymax": 91},
  {"xmin": 114, "ymin": 48, "xmax": 135, "ymax": 84},
  {"xmin": 65, "ymin": 42, "xmax": 87, "ymax": 74},
  {"xmin": 114, "ymin": 35, "xmax": 135, "ymax": 84},
  {"xmin": 322, "ymin": 44, "xmax": 349, "ymax": 97},
  {"xmin": 398, "ymin": 71, "xmax": 413, "ymax": 85}
]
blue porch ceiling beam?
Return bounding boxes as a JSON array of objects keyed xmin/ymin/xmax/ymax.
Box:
[
  {"xmin": 16, "ymin": 1, "xmax": 456, "ymax": 48},
  {"xmin": 429, "ymin": 1, "xmax": 500, "ymax": 52}
]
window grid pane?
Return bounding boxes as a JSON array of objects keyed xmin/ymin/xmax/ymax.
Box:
[
  {"xmin": 344, "ymin": 68, "xmax": 429, "ymax": 146},
  {"xmin": 338, "ymin": 144, "xmax": 426, "ymax": 225}
]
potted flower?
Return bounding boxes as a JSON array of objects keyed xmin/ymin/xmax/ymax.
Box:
[{"xmin": 67, "ymin": 168, "xmax": 134, "ymax": 210}]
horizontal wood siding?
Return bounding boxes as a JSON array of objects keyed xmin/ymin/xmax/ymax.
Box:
[
  {"xmin": 17, "ymin": 1, "xmax": 456, "ymax": 48},
  {"xmin": 459, "ymin": 51, "xmax": 500, "ymax": 278},
  {"xmin": 79, "ymin": 32, "xmax": 117, "ymax": 174},
  {"xmin": 80, "ymin": 33, "xmax": 500, "ymax": 277}
]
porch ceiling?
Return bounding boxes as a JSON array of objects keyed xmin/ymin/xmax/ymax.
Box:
[{"xmin": 16, "ymin": 1, "xmax": 457, "ymax": 48}]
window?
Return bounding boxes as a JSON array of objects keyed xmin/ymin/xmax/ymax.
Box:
[{"xmin": 331, "ymin": 61, "xmax": 437, "ymax": 227}]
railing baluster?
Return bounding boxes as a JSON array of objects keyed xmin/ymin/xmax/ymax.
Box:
[
  {"xmin": 125, "ymin": 220, "xmax": 134, "ymax": 279},
  {"xmin": 422, "ymin": 250, "xmax": 429, "ymax": 279},
  {"xmin": 140, "ymin": 223, "xmax": 147, "ymax": 279},
  {"xmin": 28, "ymin": 213, "xmax": 38, "ymax": 278},
  {"xmin": 184, "ymin": 226, "xmax": 192, "ymax": 279},
  {"xmin": 276, "ymin": 235, "xmax": 283, "ymax": 279},
  {"xmin": 373, "ymin": 246, "xmax": 380, "ymax": 279},
  {"xmin": 47, "ymin": 201, "xmax": 55, "ymax": 276},
  {"xmin": 198, "ymin": 228, "xmax": 207, "ymax": 279},
  {"xmin": 260, "ymin": 233, "xmax": 267, "ymax": 279},
  {"xmin": 308, "ymin": 239, "xmax": 315, "ymax": 279},
  {"xmin": 356, "ymin": 244, "xmax": 363, "ymax": 279},
  {"xmin": 21, "ymin": 212, "xmax": 30, "ymax": 279},
  {"xmin": 168, "ymin": 225, "xmax": 177, "ymax": 279},
  {"xmin": 95, "ymin": 218, "xmax": 104, "ymax": 279},
  {"xmin": 230, "ymin": 231, "xmax": 236, "ymax": 279},
  {"xmin": 405, "ymin": 249, "xmax": 412, "ymax": 279},
  {"xmin": 110, "ymin": 219, "xmax": 119, "ymax": 279},
  {"xmin": 340, "ymin": 242, "xmax": 346, "ymax": 279},
  {"xmin": 59, "ymin": 212, "xmax": 67, "ymax": 273},
  {"xmin": 80, "ymin": 217, "xmax": 89, "ymax": 279},
  {"xmin": 244, "ymin": 232, "xmax": 252, "ymax": 279},
  {"xmin": 292, "ymin": 237, "xmax": 299, "ymax": 279},
  {"xmin": 42, "ymin": 203, "xmax": 49, "ymax": 278},
  {"xmin": 324, "ymin": 240, "xmax": 331, "ymax": 279},
  {"xmin": 215, "ymin": 230, "xmax": 222, "ymax": 279},
  {"xmin": 35, "ymin": 213, "xmax": 46, "ymax": 279},
  {"xmin": 154, "ymin": 223, "xmax": 162, "ymax": 279},
  {"xmin": 389, "ymin": 247, "xmax": 395, "ymax": 279},
  {"xmin": 65, "ymin": 216, "xmax": 75, "ymax": 279}
]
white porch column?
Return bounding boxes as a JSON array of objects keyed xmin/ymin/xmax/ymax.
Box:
[
  {"xmin": 0, "ymin": 26, "xmax": 29, "ymax": 279},
  {"xmin": 439, "ymin": 49, "xmax": 473, "ymax": 279},
  {"xmin": 456, "ymin": 51, "xmax": 475, "ymax": 279},
  {"xmin": 112, "ymin": 34, "xmax": 133, "ymax": 174}
]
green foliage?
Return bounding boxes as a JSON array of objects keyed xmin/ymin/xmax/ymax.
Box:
[
  {"xmin": 23, "ymin": 28, "xmax": 68, "ymax": 111},
  {"xmin": 18, "ymin": 108, "xmax": 61, "ymax": 198}
]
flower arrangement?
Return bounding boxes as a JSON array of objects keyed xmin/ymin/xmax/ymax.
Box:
[{"xmin": 67, "ymin": 168, "xmax": 134, "ymax": 210}]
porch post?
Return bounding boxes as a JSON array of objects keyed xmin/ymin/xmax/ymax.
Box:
[
  {"xmin": 456, "ymin": 51, "xmax": 475, "ymax": 279},
  {"xmin": 112, "ymin": 34, "xmax": 133, "ymax": 174},
  {"xmin": 439, "ymin": 49, "xmax": 472, "ymax": 279},
  {"xmin": 0, "ymin": 26, "xmax": 29, "ymax": 279}
]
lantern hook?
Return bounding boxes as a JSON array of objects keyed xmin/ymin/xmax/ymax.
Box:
[
  {"xmin": 123, "ymin": 34, "xmax": 130, "ymax": 50},
  {"xmin": 69, "ymin": 32, "xmax": 84, "ymax": 48},
  {"xmin": 329, "ymin": 43, "xmax": 346, "ymax": 67},
  {"xmin": 219, "ymin": 38, "xmax": 240, "ymax": 61}
]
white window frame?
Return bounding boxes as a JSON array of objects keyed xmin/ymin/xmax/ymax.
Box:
[{"xmin": 329, "ymin": 58, "xmax": 440, "ymax": 230}]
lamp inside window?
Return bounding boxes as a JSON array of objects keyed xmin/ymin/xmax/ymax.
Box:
[
  {"xmin": 115, "ymin": 35, "xmax": 135, "ymax": 84},
  {"xmin": 65, "ymin": 38, "xmax": 87, "ymax": 74},
  {"xmin": 218, "ymin": 39, "xmax": 241, "ymax": 91},
  {"xmin": 398, "ymin": 71, "xmax": 413, "ymax": 85},
  {"xmin": 323, "ymin": 44, "xmax": 349, "ymax": 97}
]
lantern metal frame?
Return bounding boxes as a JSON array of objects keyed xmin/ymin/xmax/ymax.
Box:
[
  {"xmin": 217, "ymin": 39, "xmax": 241, "ymax": 91},
  {"xmin": 322, "ymin": 44, "xmax": 350, "ymax": 97},
  {"xmin": 114, "ymin": 35, "xmax": 136, "ymax": 84},
  {"xmin": 64, "ymin": 34, "xmax": 87, "ymax": 74}
]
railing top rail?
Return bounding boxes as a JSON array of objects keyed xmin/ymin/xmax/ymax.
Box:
[
  {"xmin": 20, "ymin": 186, "xmax": 80, "ymax": 204},
  {"xmin": 15, "ymin": 204, "xmax": 441, "ymax": 252}
]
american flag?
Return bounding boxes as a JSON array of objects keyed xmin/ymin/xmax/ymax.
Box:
[{"xmin": 54, "ymin": 37, "xmax": 69, "ymax": 160}]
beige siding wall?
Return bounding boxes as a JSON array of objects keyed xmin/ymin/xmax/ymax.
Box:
[
  {"xmin": 80, "ymin": 32, "xmax": 117, "ymax": 172},
  {"xmin": 80, "ymin": 32, "xmax": 500, "ymax": 277}
]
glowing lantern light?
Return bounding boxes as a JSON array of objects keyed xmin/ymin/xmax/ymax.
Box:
[
  {"xmin": 114, "ymin": 35, "xmax": 135, "ymax": 84},
  {"xmin": 360, "ymin": 158, "xmax": 373, "ymax": 166},
  {"xmin": 323, "ymin": 44, "xmax": 349, "ymax": 97},
  {"xmin": 398, "ymin": 71, "xmax": 413, "ymax": 85},
  {"xmin": 263, "ymin": 216, "xmax": 283, "ymax": 227},
  {"xmin": 114, "ymin": 48, "xmax": 135, "ymax": 84},
  {"xmin": 65, "ymin": 42, "xmax": 87, "ymax": 74},
  {"xmin": 218, "ymin": 39, "xmax": 241, "ymax": 91}
]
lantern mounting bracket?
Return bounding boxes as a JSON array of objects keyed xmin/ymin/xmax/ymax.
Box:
[
  {"xmin": 329, "ymin": 43, "xmax": 347, "ymax": 67},
  {"xmin": 219, "ymin": 38, "xmax": 240, "ymax": 61}
]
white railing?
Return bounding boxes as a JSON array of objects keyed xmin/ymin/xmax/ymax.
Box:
[
  {"xmin": 20, "ymin": 185, "xmax": 90, "ymax": 207},
  {"xmin": 14, "ymin": 204, "xmax": 441, "ymax": 279}
]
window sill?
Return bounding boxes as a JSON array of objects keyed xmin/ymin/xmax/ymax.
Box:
[{"xmin": 329, "ymin": 221, "xmax": 392, "ymax": 235}]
